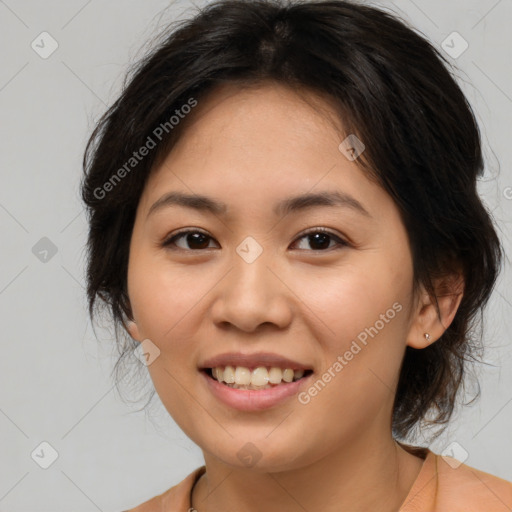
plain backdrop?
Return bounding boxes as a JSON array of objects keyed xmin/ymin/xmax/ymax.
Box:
[{"xmin": 0, "ymin": 0, "xmax": 511, "ymax": 510}]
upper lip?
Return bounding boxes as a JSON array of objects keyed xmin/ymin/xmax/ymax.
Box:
[{"xmin": 200, "ymin": 352, "xmax": 312, "ymax": 371}]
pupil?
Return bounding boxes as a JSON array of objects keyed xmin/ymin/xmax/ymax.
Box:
[
  {"xmin": 189, "ymin": 233, "xmax": 209, "ymax": 249},
  {"xmin": 310, "ymin": 233, "xmax": 330, "ymax": 250}
]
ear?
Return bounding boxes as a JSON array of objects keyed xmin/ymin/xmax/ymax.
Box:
[
  {"xmin": 406, "ymin": 273, "xmax": 464, "ymax": 349},
  {"xmin": 126, "ymin": 319, "xmax": 142, "ymax": 342}
]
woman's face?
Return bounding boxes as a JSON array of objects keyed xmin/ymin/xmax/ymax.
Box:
[{"xmin": 127, "ymin": 82, "xmax": 423, "ymax": 471}]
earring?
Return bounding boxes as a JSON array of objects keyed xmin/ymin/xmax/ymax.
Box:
[{"xmin": 424, "ymin": 333, "xmax": 432, "ymax": 342}]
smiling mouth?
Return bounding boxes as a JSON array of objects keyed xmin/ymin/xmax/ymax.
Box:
[{"xmin": 203, "ymin": 366, "xmax": 314, "ymax": 390}]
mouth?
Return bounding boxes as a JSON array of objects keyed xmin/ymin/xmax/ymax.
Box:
[
  {"xmin": 202, "ymin": 366, "xmax": 314, "ymax": 391},
  {"xmin": 198, "ymin": 352, "xmax": 315, "ymax": 410}
]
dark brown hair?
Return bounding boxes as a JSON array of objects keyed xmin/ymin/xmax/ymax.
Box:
[{"xmin": 81, "ymin": 0, "xmax": 503, "ymax": 442}]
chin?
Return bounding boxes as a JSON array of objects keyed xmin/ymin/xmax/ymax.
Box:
[{"xmin": 199, "ymin": 434, "xmax": 312, "ymax": 473}]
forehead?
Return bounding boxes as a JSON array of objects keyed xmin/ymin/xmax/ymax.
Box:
[
  {"xmin": 153, "ymin": 80, "xmax": 347, "ymax": 169},
  {"xmin": 138, "ymin": 81, "xmax": 387, "ymax": 222}
]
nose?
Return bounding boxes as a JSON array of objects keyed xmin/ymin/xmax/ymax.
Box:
[{"xmin": 210, "ymin": 249, "xmax": 293, "ymax": 333}]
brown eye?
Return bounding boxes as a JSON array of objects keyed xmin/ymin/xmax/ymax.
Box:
[
  {"xmin": 162, "ymin": 227, "xmax": 348, "ymax": 252},
  {"xmin": 290, "ymin": 228, "xmax": 348, "ymax": 252},
  {"xmin": 163, "ymin": 230, "xmax": 217, "ymax": 251}
]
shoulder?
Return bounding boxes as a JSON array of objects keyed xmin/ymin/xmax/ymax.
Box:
[
  {"xmin": 400, "ymin": 445, "xmax": 512, "ymax": 512},
  {"xmin": 435, "ymin": 452, "xmax": 512, "ymax": 510},
  {"xmin": 122, "ymin": 466, "xmax": 206, "ymax": 512}
]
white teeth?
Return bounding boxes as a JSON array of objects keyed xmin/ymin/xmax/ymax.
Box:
[
  {"xmin": 234, "ymin": 366, "xmax": 251, "ymax": 385},
  {"xmin": 282, "ymin": 369, "xmax": 294, "ymax": 383},
  {"xmin": 211, "ymin": 366, "xmax": 308, "ymax": 388},
  {"xmin": 251, "ymin": 367, "xmax": 269, "ymax": 387},
  {"xmin": 268, "ymin": 367, "xmax": 283, "ymax": 384},
  {"xmin": 223, "ymin": 365, "xmax": 235, "ymax": 384}
]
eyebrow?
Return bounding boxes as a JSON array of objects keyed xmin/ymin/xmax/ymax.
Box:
[{"xmin": 147, "ymin": 190, "xmax": 372, "ymax": 219}]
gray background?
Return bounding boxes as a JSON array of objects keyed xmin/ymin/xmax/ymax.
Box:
[{"xmin": 0, "ymin": 0, "xmax": 511, "ymax": 510}]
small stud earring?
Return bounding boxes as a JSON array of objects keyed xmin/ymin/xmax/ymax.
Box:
[{"xmin": 424, "ymin": 333, "xmax": 431, "ymax": 342}]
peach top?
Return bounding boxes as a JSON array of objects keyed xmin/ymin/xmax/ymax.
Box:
[{"xmin": 125, "ymin": 445, "xmax": 512, "ymax": 511}]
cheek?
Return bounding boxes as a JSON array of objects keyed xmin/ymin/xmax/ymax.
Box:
[
  {"xmin": 298, "ymin": 262, "xmax": 410, "ymax": 345},
  {"xmin": 293, "ymin": 273, "xmax": 408, "ymax": 441},
  {"xmin": 293, "ymin": 252, "xmax": 413, "ymax": 407},
  {"xmin": 128, "ymin": 251, "xmax": 206, "ymax": 338},
  {"xmin": 127, "ymin": 255, "xmax": 204, "ymax": 429}
]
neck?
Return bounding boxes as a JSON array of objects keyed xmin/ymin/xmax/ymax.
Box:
[{"xmin": 191, "ymin": 435, "xmax": 425, "ymax": 512}]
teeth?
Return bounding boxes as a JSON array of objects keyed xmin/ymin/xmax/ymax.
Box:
[
  {"xmin": 251, "ymin": 367, "xmax": 269, "ymax": 387},
  {"xmin": 234, "ymin": 366, "xmax": 251, "ymax": 385},
  {"xmin": 282, "ymin": 369, "xmax": 294, "ymax": 383},
  {"xmin": 294, "ymin": 369, "xmax": 305, "ymax": 380},
  {"xmin": 224, "ymin": 365, "xmax": 235, "ymax": 384},
  {"xmin": 211, "ymin": 366, "xmax": 308, "ymax": 388},
  {"xmin": 269, "ymin": 367, "xmax": 283, "ymax": 384}
]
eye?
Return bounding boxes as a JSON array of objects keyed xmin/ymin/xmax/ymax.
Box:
[
  {"xmin": 163, "ymin": 227, "xmax": 348, "ymax": 252},
  {"xmin": 163, "ymin": 229, "xmax": 218, "ymax": 251},
  {"xmin": 291, "ymin": 227, "xmax": 348, "ymax": 251}
]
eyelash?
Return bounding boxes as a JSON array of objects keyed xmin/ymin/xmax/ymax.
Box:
[{"xmin": 162, "ymin": 227, "xmax": 349, "ymax": 253}]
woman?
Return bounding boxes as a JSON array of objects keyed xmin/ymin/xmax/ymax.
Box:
[{"xmin": 81, "ymin": 0, "xmax": 512, "ymax": 510}]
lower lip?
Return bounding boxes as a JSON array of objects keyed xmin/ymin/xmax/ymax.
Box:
[{"xmin": 201, "ymin": 370, "xmax": 312, "ymax": 411}]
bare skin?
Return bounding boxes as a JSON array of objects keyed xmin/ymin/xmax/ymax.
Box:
[{"xmin": 126, "ymin": 81, "xmax": 463, "ymax": 511}]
